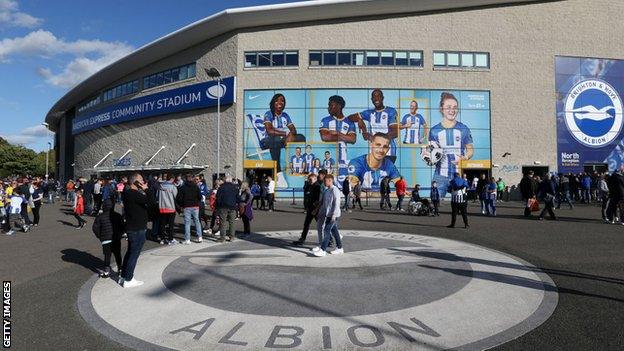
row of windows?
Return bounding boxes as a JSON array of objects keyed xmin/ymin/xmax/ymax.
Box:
[
  {"xmin": 143, "ymin": 63, "xmax": 196, "ymax": 90},
  {"xmin": 77, "ymin": 96, "xmax": 101, "ymax": 114},
  {"xmin": 245, "ymin": 51, "xmax": 299, "ymax": 68},
  {"xmin": 310, "ymin": 50, "xmax": 423, "ymax": 67},
  {"xmin": 77, "ymin": 63, "xmax": 198, "ymax": 114},
  {"xmin": 102, "ymin": 80, "xmax": 139, "ymax": 102},
  {"xmin": 433, "ymin": 51, "xmax": 489, "ymax": 68},
  {"xmin": 244, "ymin": 50, "xmax": 490, "ymax": 69}
]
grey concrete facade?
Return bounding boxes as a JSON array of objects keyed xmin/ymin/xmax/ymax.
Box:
[{"xmin": 54, "ymin": 0, "xmax": 624, "ymax": 185}]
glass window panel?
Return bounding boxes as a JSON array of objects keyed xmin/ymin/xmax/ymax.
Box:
[
  {"xmin": 149, "ymin": 75, "xmax": 156, "ymax": 88},
  {"xmin": 171, "ymin": 69, "xmax": 179, "ymax": 82},
  {"xmin": 323, "ymin": 51, "xmax": 336, "ymax": 65},
  {"xmin": 447, "ymin": 53, "xmax": 460, "ymax": 66},
  {"xmin": 433, "ymin": 52, "xmax": 446, "ymax": 66},
  {"xmin": 245, "ymin": 52, "xmax": 257, "ymax": 67},
  {"xmin": 395, "ymin": 51, "xmax": 408, "ymax": 66},
  {"xmin": 380, "ymin": 51, "xmax": 393, "ymax": 65},
  {"xmin": 309, "ymin": 51, "xmax": 321, "ymax": 66},
  {"xmin": 338, "ymin": 51, "xmax": 350, "ymax": 65},
  {"xmin": 164, "ymin": 70, "xmax": 172, "ymax": 84},
  {"xmin": 121, "ymin": 84, "xmax": 127, "ymax": 96},
  {"xmin": 475, "ymin": 53, "xmax": 489, "ymax": 67},
  {"xmin": 461, "ymin": 53, "xmax": 474, "ymax": 67},
  {"xmin": 156, "ymin": 73, "xmax": 164, "ymax": 86},
  {"xmin": 258, "ymin": 52, "xmax": 271, "ymax": 66},
  {"xmin": 179, "ymin": 67, "xmax": 187, "ymax": 80},
  {"xmin": 285, "ymin": 51, "xmax": 298, "ymax": 66},
  {"xmin": 366, "ymin": 51, "xmax": 380, "ymax": 65},
  {"xmin": 133, "ymin": 80, "xmax": 139, "ymax": 92},
  {"xmin": 188, "ymin": 64, "xmax": 196, "ymax": 77},
  {"xmin": 409, "ymin": 51, "xmax": 423, "ymax": 66},
  {"xmin": 272, "ymin": 51, "xmax": 285, "ymax": 66},
  {"xmin": 352, "ymin": 51, "xmax": 364, "ymax": 66}
]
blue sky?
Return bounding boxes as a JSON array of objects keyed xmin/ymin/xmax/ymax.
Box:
[{"xmin": 0, "ymin": 0, "xmax": 299, "ymax": 151}]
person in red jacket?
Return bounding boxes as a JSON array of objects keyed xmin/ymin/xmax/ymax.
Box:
[
  {"xmin": 395, "ymin": 176, "xmax": 407, "ymax": 211},
  {"xmin": 74, "ymin": 189, "xmax": 87, "ymax": 229}
]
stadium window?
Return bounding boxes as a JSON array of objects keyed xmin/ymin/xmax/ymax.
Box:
[
  {"xmin": 309, "ymin": 51, "xmax": 322, "ymax": 66},
  {"xmin": 352, "ymin": 51, "xmax": 364, "ymax": 66},
  {"xmin": 461, "ymin": 53, "xmax": 474, "ymax": 67},
  {"xmin": 323, "ymin": 51, "xmax": 337, "ymax": 66},
  {"xmin": 245, "ymin": 52, "xmax": 257, "ymax": 67},
  {"xmin": 433, "ymin": 52, "xmax": 446, "ymax": 66},
  {"xmin": 395, "ymin": 51, "xmax": 408, "ymax": 66},
  {"xmin": 409, "ymin": 51, "xmax": 423, "ymax": 67},
  {"xmin": 447, "ymin": 52, "xmax": 460, "ymax": 66},
  {"xmin": 366, "ymin": 51, "xmax": 380, "ymax": 65},
  {"xmin": 285, "ymin": 51, "xmax": 298, "ymax": 66},
  {"xmin": 164, "ymin": 70, "xmax": 172, "ymax": 84},
  {"xmin": 171, "ymin": 68, "xmax": 180, "ymax": 83},
  {"xmin": 272, "ymin": 52, "xmax": 285, "ymax": 66},
  {"xmin": 179, "ymin": 67, "xmax": 188, "ymax": 80},
  {"xmin": 338, "ymin": 51, "xmax": 350, "ymax": 66},
  {"xmin": 475, "ymin": 53, "xmax": 489, "ymax": 68},
  {"xmin": 380, "ymin": 51, "xmax": 393, "ymax": 66},
  {"xmin": 258, "ymin": 52, "xmax": 271, "ymax": 67},
  {"xmin": 187, "ymin": 63, "xmax": 196, "ymax": 77}
]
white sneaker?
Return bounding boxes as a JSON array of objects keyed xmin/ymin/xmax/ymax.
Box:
[
  {"xmin": 311, "ymin": 246, "xmax": 321, "ymax": 252},
  {"xmin": 197, "ymin": 236, "xmax": 203, "ymax": 243},
  {"xmin": 5, "ymin": 230, "xmax": 15, "ymax": 236},
  {"xmin": 203, "ymin": 229, "xmax": 211, "ymax": 234},
  {"xmin": 330, "ymin": 248, "xmax": 344, "ymax": 255},
  {"xmin": 168, "ymin": 239, "xmax": 178, "ymax": 245},
  {"xmin": 123, "ymin": 278, "xmax": 144, "ymax": 288},
  {"xmin": 313, "ymin": 250, "xmax": 327, "ymax": 257},
  {"xmin": 340, "ymin": 234, "xmax": 343, "ymax": 240},
  {"xmin": 182, "ymin": 240, "xmax": 191, "ymax": 245},
  {"xmin": 214, "ymin": 231, "xmax": 221, "ymax": 237}
]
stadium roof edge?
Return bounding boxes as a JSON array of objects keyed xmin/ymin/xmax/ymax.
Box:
[{"xmin": 44, "ymin": 0, "xmax": 548, "ymax": 131}]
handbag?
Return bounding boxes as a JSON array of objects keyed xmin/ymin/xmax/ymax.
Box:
[{"xmin": 529, "ymin": 198, "xmax": 540, "ymax": 212}]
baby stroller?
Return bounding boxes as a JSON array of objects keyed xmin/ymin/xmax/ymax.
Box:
[{"xmin": 408, "ymin": 198, "xmax": 434, "ymax": 216}]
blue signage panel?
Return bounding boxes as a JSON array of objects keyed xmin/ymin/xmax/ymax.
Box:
[
  {"xmin": 556, "ymin": 57, "xmax": 624, "ymax": 173},
  {"xmin": 72, "ymin": 76, "xmax": 236, "ymax": 135}
]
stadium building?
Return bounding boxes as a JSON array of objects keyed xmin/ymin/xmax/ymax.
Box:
[{"xmin": 45, "ymin": 0, "xmax": 624, "ymax": 195}]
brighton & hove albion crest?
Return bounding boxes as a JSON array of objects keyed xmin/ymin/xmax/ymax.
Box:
[{"xmin": 565, "ymin": 79, "xmax": 623, "ymax": 148}]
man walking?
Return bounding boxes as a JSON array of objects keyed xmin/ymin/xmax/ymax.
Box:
[
  {"xmin": 394, "ymin": 176, "xmax": 407, "ymax": 211},
  {"xmin": 120, "ymin": 173, "xmax": 151, "ymax": 288},
  {"xmin": 216, "ymin": 176, "xmax": 239, "ymax": 242},
  {"xmin": 447, "ymin": 172, "xmax": 469, "ymax": 229},
  {"xmin": 313, "ymin": 174, "xmax": 344, "ymax": 257},
  {"xmin": 351, "ymin": 179, "xmax": 363, "ymax": 211},
  {"xmin": 267, "ymin": 176, "xmax": 276, "ymax": 212},
  {"xmin": 294, "ymin": 172, "xmax": 322, "ymax": 245},
  {"xmin": 176, "ymin": 174, "xmax": 203, "ymax": 244},
  {"xmin": 520, "ymin": 171, "xmax": 537, "ymax": 217},
  {"xmin": 379, "ymin": 176, "xmax": 391, "ymax": 210},
  {"xmin": 341, "ymin": 177, "xmax": 351, "ymax": 212}
]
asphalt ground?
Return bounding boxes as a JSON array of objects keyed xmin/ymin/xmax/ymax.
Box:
[{"xmin": 1, "ymin": 198, "xmax": 623, "ymax": 350}]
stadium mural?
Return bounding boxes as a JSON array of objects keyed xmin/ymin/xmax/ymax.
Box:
[
  {"xmin": 556, "ymin": 56, "xmax": 624, "ymax": 173},
  {"xmin": 243, "ymin": 88, "xmax": 491, "ymax": 194}
]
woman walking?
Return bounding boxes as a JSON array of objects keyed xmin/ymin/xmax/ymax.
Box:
[
  {"xmin": 538, "ymin": 174, "xmax": 557, "ymax": 221},
  {"xmin": 239, "ymin": 182, "xmax": 254, "ymax": 236},
  {"xmin": 73, "ymin": 189, "xmax": 87, "ymax": 229},
  {"xmin": 31, "ymin": 182, "xmax": 43, "ymax": 226}
]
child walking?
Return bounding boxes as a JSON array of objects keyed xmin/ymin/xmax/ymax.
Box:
[
  {"xmin": 92, "ymin": 200, "xmax": 124, "ymax": 278},
  {"xmin": 73, "ymin": 189, "xmax": 87, "ymax": 229}
]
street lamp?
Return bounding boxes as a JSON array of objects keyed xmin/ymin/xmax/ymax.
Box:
[
  {"xmin": 205, "ymin": 67, "xmax": 222, "ymax": 178},
  {"xmin": 41, "ymin": 122, "xmax": 51, "ymax": 180}
]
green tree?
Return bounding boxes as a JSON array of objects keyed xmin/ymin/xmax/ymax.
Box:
[{"xmin": 0, "ymin": 137, "xmax": 55, "ymax": 178}]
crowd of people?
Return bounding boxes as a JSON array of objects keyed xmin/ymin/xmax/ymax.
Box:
[{"xmin": 0, "ymin": 177, "xmax": 57, "ymax": 235}]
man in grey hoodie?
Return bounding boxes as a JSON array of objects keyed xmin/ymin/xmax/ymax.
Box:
[
  {"xmin": 158, "ymin": 175, "xmax": 178, "ymax": 245},
  {"xmin": 313, "ymin": 174, "xmax": 343, "ymax": 257}
]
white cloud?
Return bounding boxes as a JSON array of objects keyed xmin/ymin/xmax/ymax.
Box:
[
  {"xmin": 0, "ymin": 0, "xmax": 42, "ymax": 28},
  {"xmin": 1, "ymin": 124, "xmax": 52, "ymax": 147},
  {"xmin": 0, "ymin": 29, "xmax": 134, "ymax": 88}
]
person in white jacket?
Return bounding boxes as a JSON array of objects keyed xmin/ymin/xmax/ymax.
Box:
[{"xmin": 313, "ymin": 174, "xmax": 343, "ymax": 257}]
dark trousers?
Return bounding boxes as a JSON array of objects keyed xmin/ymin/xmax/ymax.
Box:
[
  {"xmin": 199, "ymin": 202, "xmax": 209, "ymax": 225},
  {"xmin": 20, "ymin": 203, "xmax": 31, "ymax": 225},
  {"xmin": 396, "ymin": 195, "xmax": 405, "ymax": 210},
  {"xmin": 539, "ymin": 199, "xmax": 556, "ymax": 219},
  {"xmin": 523, "ymin": 198, "xmax": 532, "ymax": 217},
  {"xmin": 73, "ymin": 213, "xmax": 86, "ymax": 226},
  {"xmin": 102, "ymin": 240, "xmax": 122, "ymax": 272},
  {"xmin": 93, "ymin": 194, "xmax": 103, "ymax": 213},
  {"xmin": 242, "ymin": 213, "xmax": 251, "ymax": 234},
  {"xmin": 253, "ymin": 196, "xmax": 261, "ymax": 209},
  {"xmin": 450, "ymin": 201, "xmax": 468, "ymax": 227},
  {"xmin": 352, "ymin": 197, "xmax": 363, "ymax": 210},
  {"xmin": 432, "ymin": 200, "xmax": 440, "ymax": 215},
  {"xmin": 268, "ymin": 194, "xmax": 275, "ymax": 211},
  {"xmin": 218, "ymin": 208, "xmax": 237, "ymax": 239},
  {"xmin": 85, "ymin": 194, "xmax": 93, "ymax": 215},
  {"xmin": 606, "ymin": 198, "xmax": 621, "ymax": 221},
  {"xmin": 210, "ymin": 209, "xmax": 218, "ymax": 231},
  {"xmin": 159, "ymin": 212, "xmax": 176, "ymax": 241},
  {"xmin": 266, "ymin": 135, "xmax": 286, "ymax": 173},
  {"xmin": 32, "ymin": 201, "xmax": 41, "ymax": 225},
  {"xmin": 601, "ymin": 195, "xmax": 609, "ymax": 219},
  {"xmin": 380, "ymin": 193, "xmax": 391, "ymax": 209},
  {"xmin": 122, "ymin": 229, "xmax": 147, "ymax": 281},
  {"xmin": 300, "ymin": 211, "xmax": 316, "ymax": 240}
]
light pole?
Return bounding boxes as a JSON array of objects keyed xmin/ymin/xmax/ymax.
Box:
[
  {"xmin": 41, "ymin": 122, "xmax": 51, "ymax": 180},
  {"xmin": 205, "ymin": 67, "xmax": 222, "ymax": 179}
]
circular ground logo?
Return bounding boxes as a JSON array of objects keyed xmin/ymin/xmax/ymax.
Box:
[
  {"xmin": 565, "ymin": 79, "xmax": 623, "ymax": 148},
  {"xmin": 79, "ymin": 231, "xmax": 558, "ymax": 351}
]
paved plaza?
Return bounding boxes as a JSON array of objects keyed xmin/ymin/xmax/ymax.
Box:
[{"xmin": 2, "ymin": 200, "xmax": 623, "ymax": 350}]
